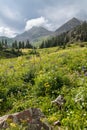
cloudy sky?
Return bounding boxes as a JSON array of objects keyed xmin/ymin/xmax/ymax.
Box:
[{"xmin": 0, "ymin": 0, "xmax": 87, "ymax": 37}]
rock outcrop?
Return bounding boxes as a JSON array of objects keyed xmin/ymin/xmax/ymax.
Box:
[
  {"xmin": 0, "ymin": 108, "xmax": 52, "ymax": 130},
  {"xmin": 52, "ymin": 95, "xmax": 66, "ymax": 109}
]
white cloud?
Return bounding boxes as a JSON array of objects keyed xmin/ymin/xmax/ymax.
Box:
[
  {"xmin": 0, "ymin": 27, "xmax": 16, "ymax": 38},
  {"xmin": 25, "ymin": 16, "xmax": 53, "ymax": 31}
]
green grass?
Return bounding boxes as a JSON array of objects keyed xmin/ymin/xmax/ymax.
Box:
[{"xmin": 0, "ymin": 44, "xmax": 87, "ymax": 129}]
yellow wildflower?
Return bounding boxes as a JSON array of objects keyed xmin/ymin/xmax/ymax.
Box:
[
  {"xmin": 44, "ymin": 83, "xmax": 50, "ymax": 87},
  {"xmin": 10, "ymin": 123, "xmax": 16, "ymax": 127},
  {"xmin": 39, "ymin": 70, "xmax": 43, "ymax": 74}
]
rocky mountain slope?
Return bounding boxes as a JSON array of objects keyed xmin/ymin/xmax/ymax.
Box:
[{"xmin": 55, "ymin": 17, "xmax": 82, "ymax": 35}]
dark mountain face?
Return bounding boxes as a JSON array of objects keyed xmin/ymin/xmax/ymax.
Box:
[
  {"xmin": 14, "ymin": 26, "xmax": 53, "ymax": 42},
  {"xmin": 55, "ymin": 17, "xmax": 82, "ymax": 35}
]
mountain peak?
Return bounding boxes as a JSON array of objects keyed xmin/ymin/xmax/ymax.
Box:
[
  {"xmin": 15, "ymin": 26, "xmax": 53, "ymax": 42},
  {"xmin": 27, "ymin": 26, "xmax": 49, "ymax": 32},
  {"xmin": 71, "ymin": 17, "xmax": 79, "ymax": 20},
  {"xmin": 68, "ymin": 17, "xmax": 82, "ymax": 23},
  {"xmin": 55, "ymin": 17, "xmax": 82, "ymax": 35}
]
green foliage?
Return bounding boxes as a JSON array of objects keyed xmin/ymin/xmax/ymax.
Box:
[
  {"xmin": 22, "ymin": 68, "xmax": 36, "ymax": 85},
  {"xmin": 35, "ymin": 70, "xmax": 71, "ymax": 96},
  {"xmin": 0, "ymin": 46, "xmax": 87, "ymax": 129}
]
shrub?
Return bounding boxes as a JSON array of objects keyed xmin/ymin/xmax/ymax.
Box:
[
  {"xmin": 35, "ymin": 71, "xmax": 71, "ymax": 97},
  {"xmin": 22, "ymin": 69, "xmax": 36, "ymax": 85},
  {"xmin": 79, "ymin": 43, "xmax": 85, "ymax": 47}
]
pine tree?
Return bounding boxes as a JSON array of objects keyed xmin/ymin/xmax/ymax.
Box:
[
  {"xmin": 21, "ymin": 41, "xmax": 25, "ymax": 49},
  {"xmin": 25, "ymin": 40, "xmax": 32, "ymax": 48},
  {"xmin": 5, "ymin": 39, "xmax": 8, "ymax": 48},
  {"xmin": 19, "ymin": 41, "xmax": 22, "ymax": 49},
  {"xmin": 12, "ymin": 40, "xmax": 18, "ymax": 49},
  {"xmin": 0, "ymin": 41, "xmax": 3, "ymax": 50}
]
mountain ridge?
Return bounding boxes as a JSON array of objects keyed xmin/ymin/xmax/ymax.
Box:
[
  {"xmin": 0, "ymin": 17, "xmax": 84, "ymax": 45},
  {"xmin": 14, "ymin": 17, "xmax": 82, "ymax": 43}
]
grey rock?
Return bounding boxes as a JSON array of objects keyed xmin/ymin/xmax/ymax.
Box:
[
  {"xmin": 0, "ymin": 108, "xmax": 52, "ymax": 130},
  {"xmin": 52, "ymin": 95, "xmax": 65, "ymax": 109},
  {"xmin": 54, "ymin": 120, "xmax": 61, "ymax": 126}
]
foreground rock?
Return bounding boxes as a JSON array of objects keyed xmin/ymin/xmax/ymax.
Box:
[
  {"xmin": 0, "ymin": 108, "xmax": 52, "ymax": 130},
  {"xmin": 52, "ymin": 95, "xmax": 66, "ymax": 109}
]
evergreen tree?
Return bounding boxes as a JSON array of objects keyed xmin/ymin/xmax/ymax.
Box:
[
  {"xmin": 21, "ymin": 41, "xmax": 25, "ymax": 49},
  {"xmin": 25, "ymin": 40, "xmax": 32, "ymax": 48},
  {"xmin": 0, "ymin": 41, "xmax": 3, "ymax": 50},
  {"xmin": 19, "ymin": 41, "xmax": 22, "ymax": 49},
  {"xmin": 12, "ymin": 40, "xmax": 18, "ymax": 49},
  {"xmin": 5, "ymin": 39, "xmax": 8, "ymax": 48}
]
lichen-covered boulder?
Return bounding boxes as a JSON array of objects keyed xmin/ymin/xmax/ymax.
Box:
[{"xmin": 0, "ymin": 108, "xmax": 52, "ymax": 130}]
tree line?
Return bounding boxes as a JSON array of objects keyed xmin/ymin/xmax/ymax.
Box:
[
  {"xmin": 0, "ymin": 39, "xmax": 8, "ymax": 50},
  {"xmin": 12, "ymin": 40, "xmax": 33, "ymax": 49},
  {"xmin": 40, "ymin": 32, "xmax": 69, "ymax": 49},
  {"xmin": 0, "ymin": 39, "xmax": 33, "ymax": 51}
]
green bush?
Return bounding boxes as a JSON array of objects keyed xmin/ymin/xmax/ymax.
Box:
[
  {"xmin": 35, "ymin": 71, "xmax": 71, "ymax": 97},
  {"xmin": 22, "ymin": 69, "xmax": 36, "ymax": 85}
]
